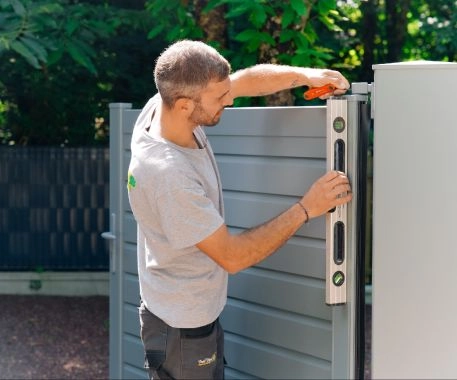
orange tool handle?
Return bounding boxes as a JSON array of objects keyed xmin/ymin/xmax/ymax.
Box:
[{"xmin": 304, "ymin": 84, "xmax": 335, "ymax": 100}]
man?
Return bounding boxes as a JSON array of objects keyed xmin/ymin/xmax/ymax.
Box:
[{"xmin": 127, "ymin": 39, "xmax": 352, "ymax": 379}]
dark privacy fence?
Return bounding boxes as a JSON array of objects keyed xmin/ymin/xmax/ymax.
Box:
[{"xmin": 0, "ymin": 147, "xmax": 109, "ymax": 271}]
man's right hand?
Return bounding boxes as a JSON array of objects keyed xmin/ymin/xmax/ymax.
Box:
[
  {"xmin": 197, "ymin": 171, "xmax": 352, "ymax": 274},
  {"xmin": 300, "ymin": 171, "xmax": 352, "ymax": 219}
]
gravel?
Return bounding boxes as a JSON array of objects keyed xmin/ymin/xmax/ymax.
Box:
[
  {"xmin": 0, "ymin": 295, "xmax": 109, "ymax": 380},
  {"xmin": 0, "ymin": 295, "xmax": 371, "ymax": 379}
]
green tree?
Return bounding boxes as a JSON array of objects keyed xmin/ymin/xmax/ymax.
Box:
[
  {"xmin": 406, "ymin": 0, "xmax": 457, "ymax": 61},
  {"xmin": 146, "ymin": 0, "xmax": 347, "ymax": 105},
  {"xmin": 0, "ymin": 0, "xmax": 115, "ymax": 75},
  {"xmin": 0, "ymin": 0, "xmax": 160, "ymax": 146},
  {"xmin": 0, "ymin": 0, "xmax": 116, "ymax": 145},
  {"xmin": 337, "ymin": 0, "xmax": 456, "ymax": 82},
  {"xmin": 0, "ymin": 0, "xmax": 59, "ymax": 69},
  {"xmin": 2, "ymin": 0, "xmax": 455, "ymax": 145}
]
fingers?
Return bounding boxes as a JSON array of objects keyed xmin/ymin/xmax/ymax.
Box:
[
  {"xmin": 301, "ymin": 171, "xmax": 352, "ymax": 219},
  {"xmin": 323, "ymin": 69, "xmax": 350, "ymax": 90},
  {"xmin": 304, "ymin": 68, "xmax": 350, "ymax": 93},
  {"xmin": 333, "ymin": 88, "xmax": 348, "ymax": 95},
  {"xmin": 316, "ymin": 70, "xmax": 350, "ymax": 99},
  {"xmin": 322, "ymin": 170, "xmax": 346, "ymax": 183},
  {"xmin": 322, "ymin": 170, "xmax": 352, "ymax": 203},
  {"xmin": 331, "ymin": 183, "xmax": 352, "ymax": 201},
  {"xmin": 318, "ymin": 86, "xmax": 348, "ymax": 100}
]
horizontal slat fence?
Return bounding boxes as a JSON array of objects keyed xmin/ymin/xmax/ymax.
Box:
[{"xmin": 0, "ymin": 146, "xmax": 109, "ymax": 270}]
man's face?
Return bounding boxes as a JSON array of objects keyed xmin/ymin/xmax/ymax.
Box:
[{"xmin": 189, "ymin": 78, "xmax": 233, "ymax": 126}]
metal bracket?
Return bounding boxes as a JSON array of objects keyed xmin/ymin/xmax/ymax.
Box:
[{"xmin": 352, "ymin": 82, "xmax": 374, "ymax": 119}]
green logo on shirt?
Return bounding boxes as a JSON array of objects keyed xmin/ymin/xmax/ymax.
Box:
[{"xmin": 127, "ymin": 172, "xmax": 136, "ymax": 191}]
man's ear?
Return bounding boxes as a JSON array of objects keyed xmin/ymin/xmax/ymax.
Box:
[{"xmin": 175, "ymin": 97, "xmax": 195, "ymax": 115}]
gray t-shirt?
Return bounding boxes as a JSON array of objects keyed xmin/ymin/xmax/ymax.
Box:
[{"xmin": 128, "ymin": 95, "xmax": 227, "ymax": 328}]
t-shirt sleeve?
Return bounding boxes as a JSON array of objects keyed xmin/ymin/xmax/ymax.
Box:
[{"xmin": 156, "ymin": 184, "xmax": 224, "ymax": 250}]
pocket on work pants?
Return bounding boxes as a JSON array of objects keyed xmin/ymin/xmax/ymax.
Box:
[
  {"xmin": 139, "ymin": 303, "xmax": 167, "ymax": 372},
  {"xmin": 180, "ymin": 319, "xmax": 224, "ymax": 379}
]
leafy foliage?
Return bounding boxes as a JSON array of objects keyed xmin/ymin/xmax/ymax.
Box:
[
  {"xmin": 146, "ymin": 0, "xmax": 204, "ymax": 42},
  {"xmin": 0, "ymin": 0, "xmax": 161, "ymax": 146},
  {"xmin": 146, "ymin": 0, "xmax": 345, "ymax": 69},
  {"xmin": 0, "ymin": 0, "xmax": 455, "ymax": 145},
  {"xmin": 0, "ymin": 0, "xmax": 60, "ymax": 69},
  {"xmin": 406, "ymin": 0, "xmax": 457, "ymax": 61},
  {"xmin": 0, "ymin": 0, "xmax": 115, "ymax": 74},
  {"xmin": 331, "ymin": 0, "xmax": 457, "ymax": 82},
  {"xmin": 145, "ymin": 0, "xmax": 348, "ymax": 106}
]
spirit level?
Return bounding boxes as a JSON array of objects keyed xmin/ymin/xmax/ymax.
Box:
[{"xmin": 326, "ymin": 97, "xmax": 348, "ymax": 306}]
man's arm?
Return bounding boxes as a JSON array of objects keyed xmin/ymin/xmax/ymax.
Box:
[
  {"xmin": 197, "ymin": 171, "xmax": 351, "ymax": 274},
  {"xmin": 229, "ymin": 64, "xmax": 350, "ymax": 99}
]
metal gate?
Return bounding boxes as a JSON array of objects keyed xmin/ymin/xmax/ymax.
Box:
[{"xmin": 105, "ymin": 97, "xmax": 368, "ymax": 379}]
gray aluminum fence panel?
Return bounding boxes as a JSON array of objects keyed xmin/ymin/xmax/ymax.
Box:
[
  {"xmin": 109, "ymin": 104, "xmax": 352, "ymax": 379},
  {"xmin": 107, "ymin": 103, "xmax": 147, "ymax": 380},
  {"xmin": 207, "ymin": 107, "xmax": 331, "ymax": 379}
]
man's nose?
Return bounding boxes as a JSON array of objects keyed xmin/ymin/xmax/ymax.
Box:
[{"xmin": 224, "ymin": 94, "xmax": 234, "ymax": 107}]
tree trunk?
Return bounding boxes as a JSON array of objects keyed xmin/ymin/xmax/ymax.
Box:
[
  {"xmin": 360, "ymin": 0, "xmax": 377, "ymax": 82},
  {"xmin": 385, "ymin": 0, "xmax": 412, "ymax": 62},
  {"xmin": 259, "ymin": 13, "xmax": 295, "ymax": 106},
  {"xmin": 192, "ymin": 0, "xmax": 227, "ymax": 48}
]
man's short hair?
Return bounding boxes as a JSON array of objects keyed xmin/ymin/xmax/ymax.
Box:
[{"xmin": 154, "ymin": 40, "xmax": 231, "ymax": 108}]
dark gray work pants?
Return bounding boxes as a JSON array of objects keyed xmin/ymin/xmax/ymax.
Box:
[{"xmin": 139, "ymin": 302, "xmax": 225, "ymax": 379}]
